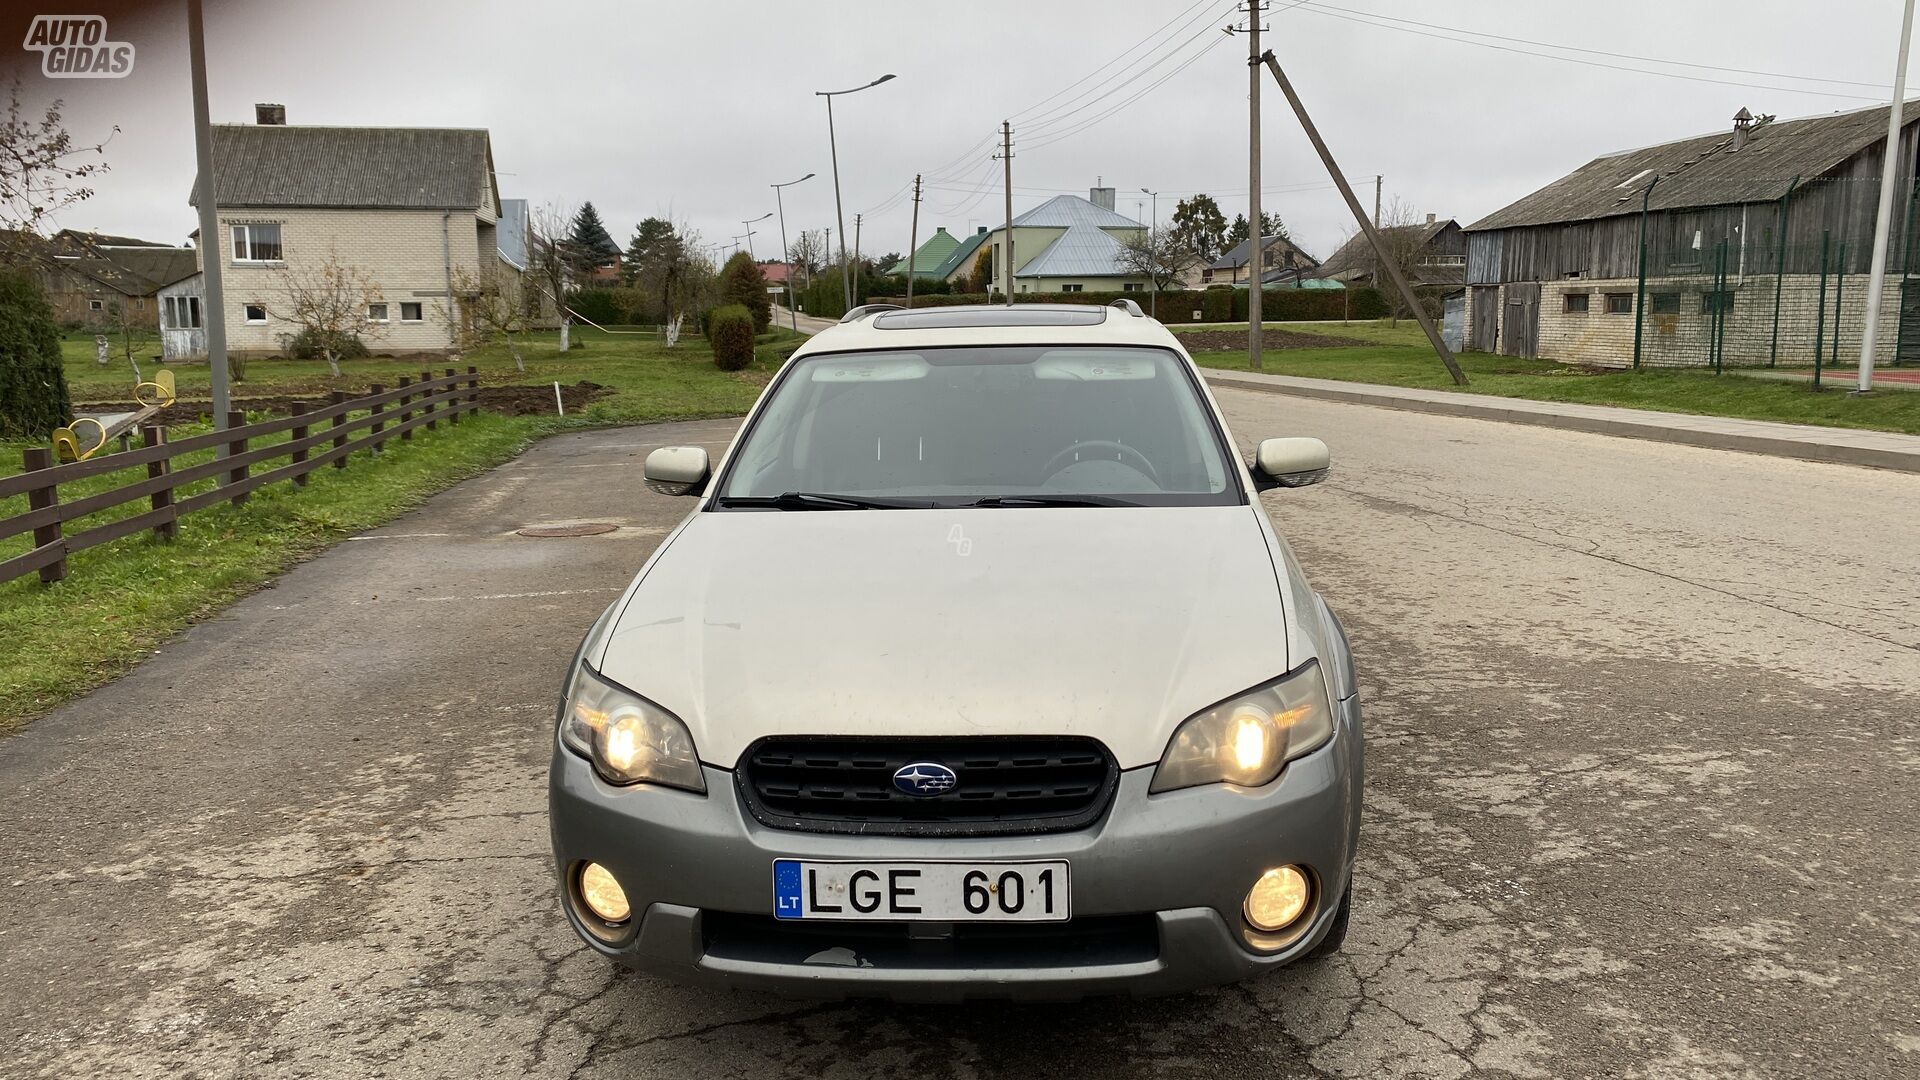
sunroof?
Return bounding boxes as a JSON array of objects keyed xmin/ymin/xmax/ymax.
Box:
[{"xmin": 871, "ymin": 306, "xmax": 1109, "ymax": 330}]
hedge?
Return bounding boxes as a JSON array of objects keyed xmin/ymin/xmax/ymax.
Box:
[
  {"xmin": 0, "ymin": 268, "xmax": 71, "ymax": 438},
  {"xmin": 707, "ymin": 305, "xmax": 756, "ymax": 371},
  {"xmin": 867, "ymin": 287, "xmax": 1394, "ymax": 323}
]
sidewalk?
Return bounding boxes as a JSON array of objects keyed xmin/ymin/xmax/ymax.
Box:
[
  {"xmin": 1204, "ymin": 368, "xmax": 1920, "ymax": 474},
  {"xmin": 771, "ymin": 304, "xmax": 834, "ymax": 335}
]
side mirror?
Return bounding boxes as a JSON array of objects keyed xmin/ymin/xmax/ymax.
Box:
[
  {"xmin": 643, "ymin": 446, "xmax": 711, "ymax": 497},
  {"xmin": 1252, "ymin": 437, "xmax": 1331, "ymax": 491}
]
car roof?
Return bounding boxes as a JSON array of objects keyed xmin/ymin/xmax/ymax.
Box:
[{"xmin": 792, "ymin": 303, "xmax": 1185, "ymax": 356}]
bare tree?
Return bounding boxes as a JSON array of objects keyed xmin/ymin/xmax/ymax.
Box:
[
  {"xmin": 278, "ymin": 253, "xmax": 385, "ymax": 377},
  {"xmin": 1368, "ymin": 198, "xmax": 1430, "ymax": 326},
  {"xmin": 0, "ymin": 77, "xmax": 113, "ymax": 257},
  {"xmin": 451, "ymin": 265, "xmax": 532, "ymax": 371},
  {"xmin": 787, "ymin": 229, "xmax": 825, "ymax": 283},
  {"xmin": 1116, "ymin": 227, "xmax": 1203, "ymax": 292},
  {"xmin": 530, "ymin": 202, "xmax": 585, "ymax": 352}
]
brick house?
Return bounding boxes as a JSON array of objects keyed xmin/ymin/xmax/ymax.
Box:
[
  {"xmin": 178, "ymin": 104, "xmax": 501, "ymax": 359},
  {"xmin": 1463, "ymin": 103, "xmax": 1920, "ymax": 367}
]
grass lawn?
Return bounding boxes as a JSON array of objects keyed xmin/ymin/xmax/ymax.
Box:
[
  {"xmin": 1174, "ymin": 321, "xmax": 1920, "ymax": 436},
  {"xmin": 0, "ymin": 325, "xmax": 798, "ymax": 732}
]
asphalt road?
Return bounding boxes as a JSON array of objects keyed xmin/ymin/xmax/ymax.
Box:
[{"xmin": 4, "ymin": 391, "xmax": 1917, "ymax": 1079}]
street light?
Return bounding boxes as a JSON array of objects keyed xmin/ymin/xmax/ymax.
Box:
[
  {"xmin": 740, "ymin": 212, "xmax": 772, "ymax": 262},
  {"xmin": 816, "ymin": 73, "xmax": 897, "ymax": 310},
  {"xmin": 771, "ymin": 173, "xmax": 815, "ymax": 330},
  {"xmin": 1140, "ymin": 187, "xmax": 1161, "ymax": 318}
]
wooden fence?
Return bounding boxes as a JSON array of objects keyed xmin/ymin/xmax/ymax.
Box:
[{"xmin": 0, "ymin": 367, "xmax": 480, "ymax": 586}]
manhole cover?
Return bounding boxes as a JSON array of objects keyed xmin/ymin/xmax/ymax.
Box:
[{"xmin": 517, "ymin": 523, "xmax": 618, "ymax": 538}]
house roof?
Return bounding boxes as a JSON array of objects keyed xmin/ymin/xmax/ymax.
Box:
[
  {"xmin": 1010, "ymin": 193, "xmax": 1143, "ymax": 230},
  {"xmin": 1015, "ymin": 223, "xmax": 1133, "ymax": 278},
  {"xmin": 191, "ymin": 124, "xmax": 496, "ymax": 210},
  {"xmin": 1316, "ymin": 220, "xmax": 1457, "ymax": 278},
  {"xmin": 55, "ymin": 229, "xmax": 171, "ymax": 248},
  {"xmin": 14, "ymin": 231, "xmax": 199, "ymax": 295},
  {"xmin": 1468, "ymin": 102, "xmax": 1920, "ymax": 232},
  {"xmin": 888, "ymin": 227, "xmax": 962, "ymax": 275},
  {"xmin": 1209, "ymin": 233, "xmax": 1316, "ymax": 271},
  {"xmin": 932, "ymin": 228, "xmax": 991, "ymax": 280}
]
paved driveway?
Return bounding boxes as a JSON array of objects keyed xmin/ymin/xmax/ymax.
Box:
[{"xmin": 4, "ymin": 395, "xmax": 1917, "ymax": 1079}]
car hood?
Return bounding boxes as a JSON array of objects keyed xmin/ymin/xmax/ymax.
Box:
[{"xmin": 595, "ymin": 506, "xmax": 1294, "ymax": 770}]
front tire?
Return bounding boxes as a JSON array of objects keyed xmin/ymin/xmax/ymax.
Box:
[{"xmin": 1306, "ymin": 882, "xmax": 1351, "ymax": 958}]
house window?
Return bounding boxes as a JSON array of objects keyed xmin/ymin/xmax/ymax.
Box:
[
  {"xmin": 1122, "ymin": 283, "xmax": 1143, "ymax": 292},
  {"xmin": 135, "ymin": 298, "xmax": 146, "ymax": 310},
  {"xmin": 1563, "ymin": 293, "xmax": 1589, "ymax": 313},
  {"xmin": 400, "ymin": 302, "xmax": 424, "ymax": 322},
  {"xmin": 1060, "ymin": 284, "xmax": 1084, "ymax": 293},
  {"xmin": 164, "ymin": 296, "xmax": 203, "ymax": 329},
  {"xmin": 367, "ymin": 302, "xmax": 390, "ymax": 323},
  {"xmin": 88, "ymin": 299, "xmax": 104, "ymax": 311},
  {"xmin": 1700, "ymin": 291, "xmax": 1735, "ymax": 314},
  {"xmin": 1605, "ymin": 293, "xmax": 1634, "ymax": 315},
  {"xmin": 1650, "ymin": 293, "xmax": 1681, "ymax": 315},
  {"xmin": 231, "ymin": 223, "xmax": 283, "ymax": 262},
  {"xmin": 244, "ymin": 303, "xmax": 268, "ymax": 324}
]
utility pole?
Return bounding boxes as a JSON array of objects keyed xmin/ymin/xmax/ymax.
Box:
[
  {"xmin": 1140, "ymin": 187, "xmax": 1161, "ymax": 318},
  {"xmin": 999, "ymin": 120, "xmax": 1016, "ymax": 306},
  {"xmin": 1257, "ymin": 50, "xmax": 1468, "ymax": 386},
  {"xmin": 1374, "ymin": 175, "xmax": 1382, "ymax": 226},
  {"xmin": 1857, "ymin": 0, "xmax": 1916, "ymax": 394},
  {"xmin": 1243, "ymin": 1, "xmax": 1265, "ymax": 367},
  {"xmin": 771, "ymin": 173, "xmax": 814, "ymax": 331},
  {"xmin": 187, "ymin": 0, "xmax": 232, "ymax": 451},
  {"xmin": 906, "ymin": 174, "xmax": 923, "ymax": 308},
  {"xmin": 853, "ymin": 213, "xmax": 863, "ymax": 303}
]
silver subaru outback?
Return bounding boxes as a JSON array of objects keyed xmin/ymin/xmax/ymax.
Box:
[{"xmin": 549, "ymin": 302, "xmax": 1362, "ymax": 1001}]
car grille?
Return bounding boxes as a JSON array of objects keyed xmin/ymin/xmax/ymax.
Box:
[{"xmin": 737, "ymin": 735, "xmax": 1119, "ymax": 836}]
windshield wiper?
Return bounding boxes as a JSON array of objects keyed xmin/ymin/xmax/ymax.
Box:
[
  {"xmin": 715, "ymin": 491, "xmax": 933, "ymax": 511},
  {"xmin": 970, "ymin": 495, "xmax": 1142, "ymax": 508}
]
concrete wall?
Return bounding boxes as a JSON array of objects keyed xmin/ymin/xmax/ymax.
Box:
[
  {"xmin": 206, "ymin": 206, "xmax": 488, "ymax": 356},
  {"xmin": 1463, "ymin": 275, "xmax": 1904, "ymax": 367}
]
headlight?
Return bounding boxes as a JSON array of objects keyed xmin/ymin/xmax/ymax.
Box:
[
  {"xmin": 1149, "ymin": 661, "xmax": 1334, "ymax": 793},
  {"xmin": 560, "ymin": 663, "xmax": 706, "ymax": 792}
]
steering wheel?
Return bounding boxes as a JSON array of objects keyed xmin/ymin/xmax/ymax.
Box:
[{"xmin": 1040, "ymin": 440, "xmax": 1161, "ymax": 486}]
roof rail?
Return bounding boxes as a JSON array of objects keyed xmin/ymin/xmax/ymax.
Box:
[
  {"xmin": 840, "ymin": 303, "xmax": 906, "ymax": 323},
  {"xmin": 1108, "ymin": 298, "xmax": 1145, "ymax": 317}
]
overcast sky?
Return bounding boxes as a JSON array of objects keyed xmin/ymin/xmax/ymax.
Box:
[{"xmin": 5, "ymin": 0, "xmax": 1915, "ymax": 266}]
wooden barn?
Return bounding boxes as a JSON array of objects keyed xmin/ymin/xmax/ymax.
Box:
[{"xmin": 1463, "ymin": 103, "xmax": 1920, "ymax": 367}]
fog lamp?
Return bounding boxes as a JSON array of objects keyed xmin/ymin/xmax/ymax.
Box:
[
  {"xmin": 579, "ymin": 862, "xmax": 631, "ymax": 924},
  {"xmin": 1244, "ymin": 865, "xmax": 1310, "ymax": 932}
]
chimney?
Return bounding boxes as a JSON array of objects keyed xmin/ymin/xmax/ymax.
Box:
[
  {"xmin": 255, "ymin": 103, "xmax": 286, "ymax": 125},
  {"xmin": 1089, "ymin": 186, "xmax": 1116, "ymax": 211},
  {"xmin": 1425, "ymin": 213, "xmax": 1436, "ymax": 225},
  {"xmin": 976, "ymin": 226, "xmax": 987, "ymax": 234},
  {"xmin": 1732, "ymin": 107, "xmax": 1753, "ymax": 150}
]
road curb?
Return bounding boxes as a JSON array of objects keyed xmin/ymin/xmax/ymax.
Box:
[{"xmin": 1203, "ymin": 373, "xmax": 1920, "ymax": 475}]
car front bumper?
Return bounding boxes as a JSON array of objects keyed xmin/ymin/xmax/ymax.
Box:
[{"xmin": 547, "ymin": 695, "xmax": 1361, "ymax": 1002}]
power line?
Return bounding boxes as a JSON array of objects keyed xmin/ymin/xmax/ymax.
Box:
[
  {"xmin": 1024, "ymin": 30, "xmax": 1234, "ymax": 150},
  {"xmin": 1297, "ymin": 2, "xmax": 1885, "ymax": 102},
  {"xmin": 1306, "ymin": 1, "xmax": 1887, "ymax": 91},
  {"xmin": 1021, "ymin": 1, "xmax": 1237, "ymax": 134},
  {"xmin": 1010, "ymin": 0, "xmax": 1219, "ymax": 122}
]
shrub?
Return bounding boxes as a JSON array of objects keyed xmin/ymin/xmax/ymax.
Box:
[
  {"xmin": 0, "ymin": 269, "xmax": 69, "ymax": 438},
  {"xmin": 708, "ymin": 304, "xmax": 756, "ymax": 371},
  {"xmin": 566, "ymin": 288, "xmax": 623, "ymax": 326},
  {"xmin": 282, "ymin": 326, "xmax": 370, "ymax": 362},
  {"xmin": 1202, "ymin": 288, "xmax": 1235, "ymax": 322},
  {"xmin": 719, "ymin": 253, "xmax": 772, "ymax": 332}
]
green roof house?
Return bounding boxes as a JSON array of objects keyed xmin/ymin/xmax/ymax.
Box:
[{"xmin": 887, "ymin": 226, "xmax": 961, "ymax": 277}]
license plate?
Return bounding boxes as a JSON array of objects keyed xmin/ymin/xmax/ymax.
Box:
[{"xmin": 772, "ymin": 859, "xmax": 1070, "ymax": 922}]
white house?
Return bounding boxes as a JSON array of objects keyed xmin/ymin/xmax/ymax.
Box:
[
  {"xmin": 978, "ymin": 186, "xmax": 1151, "ymax": 294},
  {"xmin": 175, "ymin": 104, "xmax": 501, "ymax": 360}
]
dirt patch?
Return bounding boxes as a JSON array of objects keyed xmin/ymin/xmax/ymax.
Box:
[
  {"xmin": 75, "ymin": 382, "xmax": 609, "ymax": 425},
  {"xmin": 1178, "ymin": 328, "xmax": 1372, "ymax": 351}
]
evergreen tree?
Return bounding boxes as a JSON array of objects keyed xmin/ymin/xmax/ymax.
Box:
[
  {"xmin": 1170, "ymin": 194, "xmax": 1229, "ymax": 264},
  {"xmin": 1225, "ymin": 211, "xmax": 1290, "ymax": 250},
  {"xmin": 0, "ymin": 268, "xmax": 69, "ymax": 438},
  {"xmin": 569, "ymin": 202, "xmax": 620, "ymax": 261},
  {"xmin": 623, "ymin": 218, "xmax": 676, "ymax": 285},
  {"xmin": 718, "ymin": 251, "xmax": 771, "ymax": 332}
]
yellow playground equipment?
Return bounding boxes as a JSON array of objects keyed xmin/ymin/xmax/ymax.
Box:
[{"xmin": 53, "ymin": 370, "xmax": 178, "ymax": 462}]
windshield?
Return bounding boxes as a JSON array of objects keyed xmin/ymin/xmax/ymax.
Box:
[{"xmin": 712, "ymin": 346, "xmax": 1240, "ymax": 508}]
